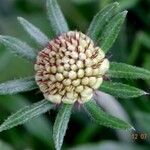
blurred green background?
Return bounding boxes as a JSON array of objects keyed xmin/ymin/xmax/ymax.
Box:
[{"xmin": 0, "ymin": 0, "xmax": 150, "ymax": 149}]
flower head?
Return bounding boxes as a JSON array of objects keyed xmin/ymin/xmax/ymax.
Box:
[{"xmin": 35, "ymin": 31, "xmax": 109, "ymax": 104}]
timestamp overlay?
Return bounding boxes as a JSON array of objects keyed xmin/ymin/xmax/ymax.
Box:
[{"xmin": 131, "ymin": 132, "xmax": 148, "ymax": 141}]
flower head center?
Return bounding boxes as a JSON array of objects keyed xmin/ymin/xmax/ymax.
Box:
[{"xmin": 35, "ymin": 31, "xmax": 109, "ymax": 104}]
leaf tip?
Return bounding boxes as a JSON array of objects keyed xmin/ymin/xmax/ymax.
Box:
[
  {"xmin": 141, "ymin": 90, "xmax": 149, "ymax": 96},
  {"xmin": 0, "ymin": 35, "xmax": 3, "ymax": 38},
  {"xmin": 113, "ymin": 2, "xmax": 119, "ymax": 7},
  {"xmin": 56, "ymin": 146, "xmax": 61, "ymax": 150},
  {"xmin": 17, "ymin": 17, "xmax": 25, "ymax": 23},
  {"xmin": 122, "ymin": 10, "xmax": 128, "ymax": 17},
  {"xmin": 124, "ymin": 124, "xmax": 135, "ymax": 131},
  {"xmin": 131, "ymin": 126, "xmax": 136, "ymax": 131},
  {"xmin": 144, "ymin": 91, "xmax": 149, "ymax": 95},
  {"xmin": 17, "ymin": 16, "xmax": 22, "ymax": 21},
  {"xmin": 0, "ymin": 35, "xmax": 6, "ymax": 42},
  {"xmin": 17, "ymin": 16, "xmax": 21, "ymax": 19}
]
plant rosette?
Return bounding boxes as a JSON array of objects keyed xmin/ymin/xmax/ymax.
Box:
[{"xmin": 0, "ymin": 1, "xmax": 150, "ymax": 150}]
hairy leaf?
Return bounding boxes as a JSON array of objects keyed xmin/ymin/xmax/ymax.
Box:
[
  {"xmin": 100, "ymin": 81, "xmax": 147, "ymax": 99},
  {"xmin": 87, "ymin": 2, "xmax": 119, "ymax": 42},
  {"xmin": 53, "ymin": 104, "xmax": 72, "ymax": 150},
  {"xmin": 95, "ymin": 91, "xmax": 130, "ymax": 121},
  {"xmin": 84, "ymin": 100, "xmax": 133, "ymax": 130},
  {"xmin": 0, "ymin": 100, "xmax": 53, "ymax": 132},
  {"xmin": 0, "ymin": 95, "xmax": 53, "ymax": 147},
  {"xmin": 0, "ymin": 36, "xmax": 36, "ymax": 62},
  {"xmin": 0, "ymin": 77, "xmax": 38, "ymax": 95},
  {"xmin": 108, "ymin": 62, "xmax": 150, "ymax": 79},
  {"xmin": 46, "ymin": 0, "xmax": 69, "ymax": 37},
  {"xmin": 100, "ymin": 11, "xmax": 127, "ymax": 53},
  {"xmin": 18, "ymin": 17, "xmax": 49, "ymax": 46}
]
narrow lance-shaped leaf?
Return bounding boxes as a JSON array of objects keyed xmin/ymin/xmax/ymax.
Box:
[
  {"xmin": 53, "ymin": 104, "xmax": 73, "ymax": 150},
  {"xmin": 84, "ymin": 100, "xmax": 133, "ymax": 130},
  {"xmin": 0, "ymin": 77, "xmax": 38, "ymax": 95},
  {"xmin": 95, "ymin": 91, "xmax": 130, "ymax": 121},
  {"xmin": 100, "ymin": 81, "xmax": 147, "ymax": 99},
  {"xmin": 17, "ymin": 17, "xmax": 49, "ymax": 46},
  {"xmin": 85, "ymin": 100, "xmax": 133, "ymax": 130},
  {"xmin": 0, "ymin": 95, "xmax": 53, "ymax": 147},
  {"xmin": 128, "ymin": 32, "xmax": 150, "ymax": 64},
  {"xmin": 87, "ymin": 2, "xmax": 119, "ymax": 42},
  {"xmin": 0, "ymin": 36, "xmax": 36, "ymax": 62},
  {"xmin": 0, "ymin": 99, "xmax": 54, "ymax": 132},
  {"xmin": 46, "ymin": 0, "xmax": 69, "ymax": 37},
  {"xmin": 108, "ymin": 62, "xmax": 150, "ymax": 79},
  {"xmin": 100, "ymin": 11, "xmax": 127, "ymax": 53}
]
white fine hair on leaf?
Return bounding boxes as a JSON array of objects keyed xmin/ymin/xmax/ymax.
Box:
[{"xmin": 94, "ymin": 90, "xmax": 133, "ymax": 141}]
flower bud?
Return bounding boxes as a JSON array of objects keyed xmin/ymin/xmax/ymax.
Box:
[{"xmin": 35, "ymin": 31, "xmax": 109, "ymax": 104}]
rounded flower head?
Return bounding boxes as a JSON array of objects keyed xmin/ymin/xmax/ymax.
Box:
[{"xmin": 34, "ymin": 31, "xmax": 109, "ymax": 104}]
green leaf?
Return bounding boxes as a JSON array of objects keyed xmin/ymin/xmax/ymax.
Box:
[
  {"xmin": 0, "ymin": 99, "xmax": 54, "ymax": 132},
  {"xmin": 108, "ymin": 62, "xmax": 150, "ymax": 79},
  {"xmin": 53, "ymin": 104, "xmax": 72, "ymax": 150},
  {"xmin": 128, "ymin": 32, "xmax": 150, "ymax": 64},
  {"xmin": 95, "ymin": 91, "xmax": 131, "ymax": 141},
  {"xmin": 46, "ymin": 0, "xmax": 69, "ymax": 37},
  {"xmin": 87, "ymin": 2, "xmax": 119, "ymax": 42},
  {"xmin": 0, "ymin": 36, "xmax": 36, "ymax": 62},
  {"xmin": 100, "ymin": 81, "xmax": 147, "ymax": 99},
  {"xmin": 95, "ymin": 91, "xmax": 130, "ymax": 121},
  {"xmin": 0, "ymin": 95, "xmax": 53, "ymax": 147},
  {"xmin": 84, "ymin": 100, "xmax": 133, "ymax": 130},
  {"xmin": 17, "ymin": 17, "xmax": 49, "ymax": 46},
  {"xmin": 100, "ymin": 11, "xmax": 127, "ymax": 53},
  {"xmin": 0, "ymin": 77, "xmax": 38, "ymax": 95}
]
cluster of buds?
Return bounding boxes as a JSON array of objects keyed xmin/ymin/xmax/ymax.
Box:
[{"xmin": 34, "ymin": 31, "xmax": 109, "ymax": 104}]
